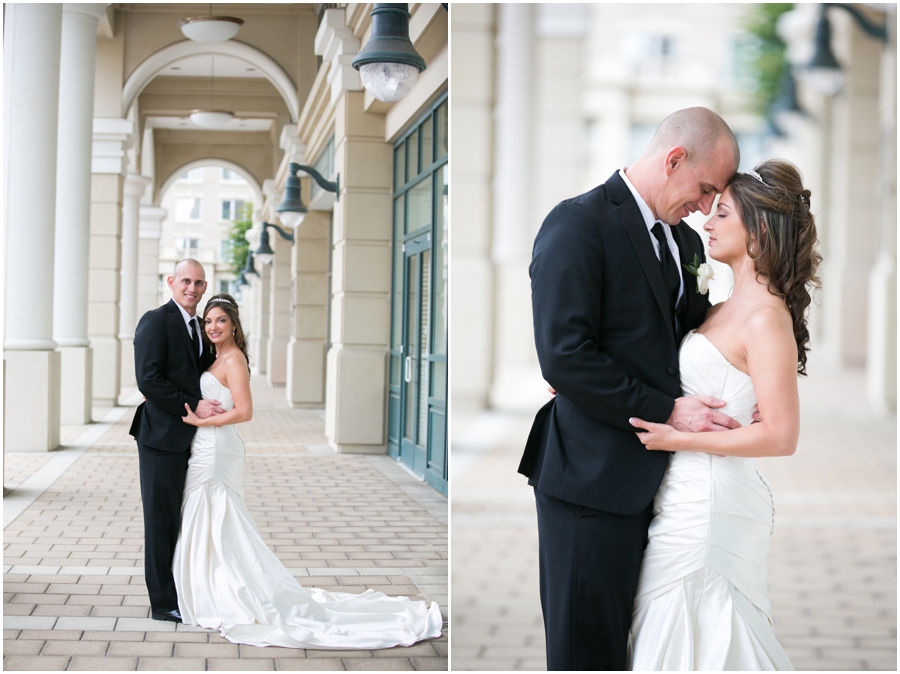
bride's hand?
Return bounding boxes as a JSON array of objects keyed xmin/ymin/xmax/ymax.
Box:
[
  {"xmin": 629, "ymin": 417, "xmax": 680, "ymax": 451},
  {"xmin": 183, "ymin": 403, "xmax": 203, "ymax": 427}
]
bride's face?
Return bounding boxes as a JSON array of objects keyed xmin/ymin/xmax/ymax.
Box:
[
  {"xmin": 704, "ymin": 187, "xmax": 751, "ymax": 264},
  {"xmin": 204, "ymin": 307, "xmax": 234, "ymax": 346}
]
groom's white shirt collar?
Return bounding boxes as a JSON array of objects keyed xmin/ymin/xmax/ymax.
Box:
[
  {"xmin": 619, "ymin": 168, "xmax": 684, "ymax": 302},
  {"xmin": 174, "ymin": 300, "xmax": 202, "ymax": 356}
]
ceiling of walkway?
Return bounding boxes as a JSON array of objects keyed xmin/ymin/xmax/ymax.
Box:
[{"xmin": 112, "ymin": 3, "xmax": 323, "ymax": 202}]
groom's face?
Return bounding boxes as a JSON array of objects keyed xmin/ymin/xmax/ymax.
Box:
[
  {"xmin": 656, "ymin": 142, "xmax": 735, "ymax": 225},
  {"xmin": 168, "ymin": 263, "xmax": 207, "ymax": 316}
]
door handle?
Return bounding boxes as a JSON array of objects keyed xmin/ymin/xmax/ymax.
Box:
[{"xmin": 404, "ymin": 356, "xmax": 413, "ymax": 383}]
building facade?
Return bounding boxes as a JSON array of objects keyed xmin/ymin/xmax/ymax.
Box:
[{"xmin": 3, "ymin": 3, "xmax": 448, "ymax": 495}]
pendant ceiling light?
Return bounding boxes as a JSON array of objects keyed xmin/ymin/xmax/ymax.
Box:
[
  {"xmin": 178, "ymin": 4, "xmax": 243, "ymax": 44},
  {"xmin": 189, "ymin": 55, "xmax": 234, "ymax": 129}
]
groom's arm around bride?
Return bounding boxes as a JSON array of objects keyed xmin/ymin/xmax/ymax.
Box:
[{"xmin": 518, "ymin": 107, "xmax": 741, "ymax": 670}]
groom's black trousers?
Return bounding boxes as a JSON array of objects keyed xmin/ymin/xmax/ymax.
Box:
[
  {"xmin": 535, "ymin": 489, "xmax": 653, "ymax": 671},
  {"xmin": 137, "ymin": 442, "xmax": 190, "ymax": 612}
]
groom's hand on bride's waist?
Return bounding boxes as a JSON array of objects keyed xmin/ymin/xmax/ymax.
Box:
[
  {"xmin": 194, "ymin": 399, "xmax": 225, "ymax": 419},
  {"xmin": 667, "ymin": 395, "xmax": 741, "ymax": 433}
]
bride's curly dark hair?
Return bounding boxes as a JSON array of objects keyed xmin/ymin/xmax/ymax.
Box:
[
  {"xmin": 201, "ymin": 293, "xmax": 251, "ymax": 376},
  {"xmin": 727, "ymin": 159, "xmax": 822, "ymax": 375}
]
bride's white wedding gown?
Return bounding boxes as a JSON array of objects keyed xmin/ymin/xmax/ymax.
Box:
[
  {"xmin": 171, "ymin": 371, "xmax": 442, "ymax": 649},
  {"xmin": 628, "ymin": 330, "xmax": 793, "ymax": 671}
]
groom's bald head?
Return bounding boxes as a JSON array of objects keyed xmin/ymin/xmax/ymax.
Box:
[{"xmin": 647, "ymin": 107, "xmax": 740, "ymax": 171}]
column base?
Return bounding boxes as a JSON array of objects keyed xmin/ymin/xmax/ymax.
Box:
[
  {"xmin": 90, "ymin": 335, "xmax": 120, "ymax": 407},
  {"xmin": 325, "ymin": 344, "xmax": 387, "ymax": 450},
  {"xmin": 286, "ymin": 338, "xmax": 325, "ymax": 406},
  {"xmin": 4, "ymin": 350, "xmax": 61, "ymax": 452},
  {"xmin": 119, "ymin": 334, "xmax": 135, "ymax": 388},
  {"xmin": 58, "ymin": 346, "xmax": 93, "ymax": 425},
  {"xmin": 266, "ymin": 336, "xmax": 289, "ymax": 386},
  {"xmin": 327, "ymin": 441, "xmax": 387, "ymax": 454}
]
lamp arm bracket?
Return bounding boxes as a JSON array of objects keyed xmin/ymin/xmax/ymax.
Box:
[
  {"xmin": 263, "ymin": 222, "xmax": 295, "ymax": 243},
  {"xmin": 830, "ymin": 3, "xmax": 888, "ymax": 42},
  {"xmin": 294, "ymin": 164, "xmax": 340, "ymax": 200}
]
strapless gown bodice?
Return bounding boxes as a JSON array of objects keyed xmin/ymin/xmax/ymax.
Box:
[
  {"xmin": 172, "ymin": 371, "xmax": 442, "ymax": 649},
  {"xmin": 628, "ymin": 331, "xmax": 792, "ymax": 671}
]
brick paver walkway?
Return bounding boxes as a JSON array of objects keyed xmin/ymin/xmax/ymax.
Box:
[
  {"xmin": 4, "ymin": 381, "xmax": 447, "ymax": 671},
  {"xmin": 451, "ymin": 356, "xmax": 896, "ymax": 671}
]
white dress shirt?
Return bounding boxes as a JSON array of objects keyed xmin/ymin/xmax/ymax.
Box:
[
  {"xmin": 174, "ymin": 301, "xmax": 203, "ymax": 358},
  {"xmin": 618, "ymin": 168, "xmax": 684, "ymax": 305}
]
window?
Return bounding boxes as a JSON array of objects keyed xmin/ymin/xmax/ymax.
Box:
[
  {"xmin": 221, "ymin": 199, "xmax": 245, "ymax": 221},
  {"xmin": 219, "ymin": 279, "xmax": 232, "ymax": 293},
  {"xmin": 220, "ymin": 168, "xmax": 245, "ymax": 183},
  {"xmin": 220, "ymin": 239, "xmax": 234, "ymax": 262},
  {"xmin": 175, "ymin": 237, "xmax": 200, "ymax": 258},
  {"xmin": 621, "ymin": 33, "xmax": 678, "ymax": 78},
  {"xmin": 174, "ymin": 197, "xmax": 202, "ymax": 222},
  {"xmin": 178, "ymin": 168, "xmax": 204, "ymax": 181}
]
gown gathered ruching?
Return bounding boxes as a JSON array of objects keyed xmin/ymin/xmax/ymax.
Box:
[
  {"xmin": 628, "ymin": 330, "xmax": 793, "ymax": 671},
  {"xmin": 172, "ymin": 371, "xmax": 443, "ymax": 649}
]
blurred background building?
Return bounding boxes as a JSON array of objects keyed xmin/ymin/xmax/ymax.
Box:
[
  {"xmin": 3, "ymin": 3, "xmax": 448, "ymax": 495},
  {"xmin": 452, "ymin": 3, "xmax": 896, "ymax": 670}
]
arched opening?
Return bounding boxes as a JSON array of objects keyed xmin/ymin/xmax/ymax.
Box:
[
  {"xmin": 123, "ymin": 40, "xmax": 300, "ymax": 122},
  {"xmin": 155, "ymin": 160, "xmax": 261, "ymax": 311}
]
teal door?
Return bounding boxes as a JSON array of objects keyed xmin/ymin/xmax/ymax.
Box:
[{"xmin": 399, "ymin": 234, "xmax": 431, "ymax": 477}]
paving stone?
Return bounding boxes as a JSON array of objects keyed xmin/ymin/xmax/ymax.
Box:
[
  {"xmin": 209, "ymin": 658, "xmax": 276, "ymax": 670},
  {"xmin": 136, "ymin": 656, "xmax": 206, "ymax": 670},
  {"xmin": 2, "ymin": 639, "xmax": 45, "ymax": 655},
  {"xmin": 344, "ymin": 658, "xmax": 414, "ymax": 670},
  {"xmin": 42, "ymin": 639, "xmax": 110, "ymax": 655},
  {"xmin": 3, "ymin": 381, "xmax": 446, "ymax": 670},
  {"xmin": 1, "ymin": 655, "xmax": 70, "ymax": 670}
]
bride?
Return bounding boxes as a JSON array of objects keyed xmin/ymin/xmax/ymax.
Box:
[
  {"xmin": 173, "ymin": 293, "xmax": 442, "ymax": 649},
  {"xmin": 626, "ymin": 159, "xmax": 821, "ymax": 670}
]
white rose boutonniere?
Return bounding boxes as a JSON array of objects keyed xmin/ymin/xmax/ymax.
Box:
[{"xmin": 683, "ymin": 253, "xmax": 715, "ymax": 295}]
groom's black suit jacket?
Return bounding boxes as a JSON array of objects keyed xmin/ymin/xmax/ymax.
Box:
[
  {"xmin": 129, "ymin": 298, "xmax": 214, "ymax": 452},
  {"xmin": 519, "ymin": 170, "xmax": 711, "ymax": 516}
]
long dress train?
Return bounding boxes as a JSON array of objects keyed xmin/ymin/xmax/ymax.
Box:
[
  {"xmin": 172, "ymin": 371, "xmax": 443, "ymax": 649},
  {"xmin": 628, "ymin": 330, "xmax": 793, "ymax": 670}
]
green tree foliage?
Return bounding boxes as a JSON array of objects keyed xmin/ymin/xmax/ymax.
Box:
[
  {"xmin": 741, "ymin": 3, "xmax": 795, "ymax": 115},
  {"xmin": 226, "ymin": 202, "xmax": 253, "ymax": 275}
]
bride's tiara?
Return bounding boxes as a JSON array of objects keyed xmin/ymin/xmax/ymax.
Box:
[
  {"xmin": 209, "ymin": 298, "xmax": 234, "ymax": 306},
  {"xmin": 746, "ymin": 170, "xmax": 770, "ymax": 187}
]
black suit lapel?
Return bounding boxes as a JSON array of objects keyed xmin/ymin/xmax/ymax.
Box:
[
  {"xmin": 167, "ymin": 299, "xmax": 200, "ymax": 369},
  {"xmin": 608, "ymin": 173, "xmax": 676, "ymax": 341}
]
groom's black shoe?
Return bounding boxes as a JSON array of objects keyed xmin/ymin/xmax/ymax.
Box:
[{"xmin": 151, "ymin": 609, "xmax": 183, "ymax": 623}]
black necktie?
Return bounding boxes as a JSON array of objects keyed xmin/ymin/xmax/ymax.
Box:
[
  {"xmin": 190, "ymin": 318, "xmax": 201, "ymax": 367},
  {"xmin": 651, "ymin": 222, "xmax": 680, "ymax": 313}
]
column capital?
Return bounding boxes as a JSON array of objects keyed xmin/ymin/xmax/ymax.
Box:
[
  {"xmin": 123, "ymin": 172, "xmax": 152, "ymax": 198},
  {"xmin": 315, "ymin": 7, "xmax": 363, "ymax": 106},
  {"xmin": 92, "ymin": 117, "xmax": 134, "ymax": 174},
  {"xmin": 139, "ymin": 206, "xmax": 167, "ymax": 239},
  {"xmin": 279, "ymin": 124, "xmax": 306, "ymax": 164},
  {"xmin": 62, "ymin": 3, "xmax": 108, "ymax": 26}
]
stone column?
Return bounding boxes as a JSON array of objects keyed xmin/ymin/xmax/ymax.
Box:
[
  {"xmin": 53, "ymin": 3, "xmax": 107, "ymax": 425},
  {"xmin": 820, "ymin": 14, "xmax": 882, "ymax": 367},
  {"xmin": 490, "ymin": 4, "xmax": 545, "ymax": 412},
  {"xmin": 119, "ymin": 172, "xmax": 151, "ymax": 392},
  {"xmin": 450, "ymin": 5, "xmax": 496, "ymax": 413},
  {"xmin": 286, "ymin": 211, "xmax": 329, "ymax": 406},
  {"xmin": 867, "ymin": 11, "xmax": 897, "ymax": 414},
  {"xmin": 3, "ymin": 3, "xmax": 63, "ymax": 451},
  {"xmin": 247, "ymin": 225, "xmax": 270, "ymax": 376},
  {"xmin": 325, "ymin": 91, "xmax": 392, "ymax": 454},
  {"xmin": 90, "ymin": 117, "xmax": 133, "ymax": 406},
  {"xmin": 266, "ymin": 232, "xmax": 292, "ymax": 386},
  {"xmin": 137, "ymin": 206, "xmax": 166, "ymax": 318}
]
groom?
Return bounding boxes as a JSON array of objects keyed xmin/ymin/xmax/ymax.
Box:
[
  {"xmin": 129, "ymin": 259, "xmax": 222, "ymax": 623},
  {"xmin": 519, "ymin": 108, "xmax": 741, "ymax": 670}
]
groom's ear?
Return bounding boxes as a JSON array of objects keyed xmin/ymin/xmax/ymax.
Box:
[{"xmin": 664, "ymin": 147, "xmax": 687, "ymax": 174}]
